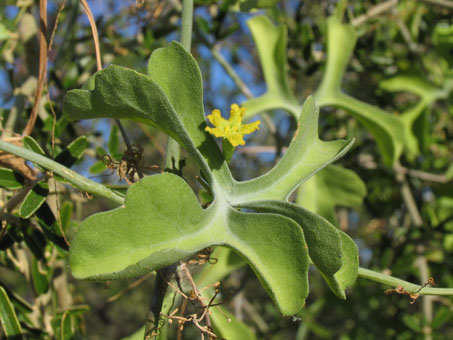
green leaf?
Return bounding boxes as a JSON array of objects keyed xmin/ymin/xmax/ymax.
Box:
[
  {"xmin": 0, "ymin": 167, "xmax": 25, "ymax": 189},
  {"xmin": 63, "ymin": 44, "xmax": 227, "ymax": 184},
  {"xmin": 54, "ymin": 136, "xmax": 88, "ymax": 168},
  {"xmin": 402, "ymin": 314, "xmax": 422, "ymax": 332},
  {"xmin": 431, "ymin": 306, "xmax": 451, "ymax": 329},
  {"xmin": 89, "ymin": 160, "xmax": 107, "ymax": 174},
  {"xmin": 69, "ymin": 173, "xmax": 309, "ymax": 315},
  {"xmin": 379, "ymin": 75, "xmax": 453, "ymax": 157},
  {"xmin": 211, "ymin": 305, "xmax": 257, "ymax": 340},
  {"xmin": 0, "ymin": 286, "xmax": 23, "ymax": 337},
  {"xmin": 315, "ymin": 17, "xmax": 405, "ymax": 166},
  {"xmin": 31, "ymin": 258, "xmax": 49, "ymax": 295},
  {"xmin": 242, "ymin": 15, "xmax": 300, "ymax": 119},
  {"xmin": 60, "ymin": 201, "xmax": 73, "ymax": 231},
  {"xmin": 60, "ymin": 311, "xmax": 74, "ymax": 340},
  {"xmin": 108, "ymin": 124, "xmax": 120, "ymax": 154},
  {"xmin": 239, "ymin": 200, "xmax": 358, "ymax": 298},
  {"xmin": 296, "ymin": 165, "xmax": 367, "ymax": 224},
  {"xmin": 0, "ymin": 23, "xmax": 11, "ymax": 42},
  {"xmin": 23, "ymin": 136, "xmax": 46, "ymax": 156},
  {"xmin": 229, "ymin": 97, "xmax": 354, "ymax": 204},
  {"xmin": 121, "ymin": 327, "xmax": 146, "ymax": 340},
  {"xmin": 19, "ymin": 181, "xmax": 49, "ymax": 219},
  {"xmin": 147, "ymin": 42, "xmax": 205, "ymax": 150}
]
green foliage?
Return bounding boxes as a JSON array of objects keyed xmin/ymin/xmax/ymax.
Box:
[
  {"xmin": 1, "ymin": 1, "xmax": 453, "ymax": 338},
  {"xmin": 64, "ymin": 43, "xmax": 357, "ymax": 313}
]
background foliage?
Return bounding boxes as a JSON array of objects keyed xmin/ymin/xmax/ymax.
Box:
[{"xmin": 1, "ymin": 0, "xmax": 453, "ymax": 339}]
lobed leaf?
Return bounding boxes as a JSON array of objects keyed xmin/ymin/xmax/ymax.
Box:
[
  {"xmin": 240, "ymin": 200, "xmax": 358, "ymax": 299},
  {"xmin": 229, "ymin": 97, "xmax": 353, "ymax": 204},
  {"xmin": 314, "ymin": 17, "xmax": 405, "ymax": 166},
  {"xmin": 242, "ymin": 15, "xmax": 300, "ymax": 119},
  {"xmin": 69, "ymin": 173, "xmax": 309, "ymax": 315}
]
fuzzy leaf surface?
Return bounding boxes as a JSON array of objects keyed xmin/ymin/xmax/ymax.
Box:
[
  {"xmin": 69, "ymin": 173, "xmax": 309, "ymax": 315},
  {"xmin": 239, "ymin": 200, "xmax": 358, "ymax": 299},
  {"xmin": 228, "ymin": 97, "xmax": 353, "ymax": 204}
]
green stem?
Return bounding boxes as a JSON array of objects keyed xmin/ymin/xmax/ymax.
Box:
[
  {"xmin": 211, "ymin": 46, "xmax": 253, "ymax": 99},
  {"xmin": 163, "ymin": 0, "xmax": 193, "ymax": 170},
  {"xmin": 358, "ymin": 267, "xmax": 453, "ymax": 296},
  {"xmin": 180, "ymin": 0, "xmax": 193, "ymax": 51},
  {"xmin": 0, "ymin": 140, "xmax": 124, "ymax": 204}
]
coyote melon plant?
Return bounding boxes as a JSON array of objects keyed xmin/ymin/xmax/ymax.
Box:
[{"xmin": 62, "ymin": 41, "xmax": 358, "ymax": 315}]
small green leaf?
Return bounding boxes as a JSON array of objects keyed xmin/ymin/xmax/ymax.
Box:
[
  {"xmin": 60, "ymin": 201, "xmax": 73, "ymax": 231},
  {"xmin": 89, "ymin": 160, "xmax": 107, "ymax": 174},
  {"xmin": 402, "ymin": 314, "xmax": 422, "ymax": 332},
  {"xmin": 31, "ymin": 258, "xmax": 49, "ymax": 295},
  {"xmin": 60, "ymin": 311, "xmax": 74, "ymax": 340},
  {"xmin": 431, "ymin": 306, "xmax": 451, "ymax": 329},
  {"xmin": 0, "ymin": 23, "xmax": 11, "ymax": 42},
  {"xmin": 19, "ymin": 182, "xmax": 49, "ymax": 219},
  {"xmin": 54, "ymin": 136, "xmax": 88, "ymax": 168},
  {"xmin": 296, "ymin": 165, "xmax": 367, "ymax": 224},
  {"xmin": 0, "ymin": 167, "xmax": 25, "ymax": 189},
  {"xmin": 108, "ymin": 124, "xmax": 120, "ymax": 155},
  {"xmin": 0, "ymin": 286, "xmax": 23, "ymax": 337},
  {"xmin": 23, "ymin": 136, "xmax": 46, "ymax": 156}
]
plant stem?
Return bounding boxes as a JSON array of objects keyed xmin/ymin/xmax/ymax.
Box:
[
  {"xmin": 211, "ymin": 45, "xmax": 253, "ymax": 99},
  {"xmin": 180, "ymin": 0, "xmax": 193, "ymax": 51},
  {"xmin": 163, "ymin": 0, "xmax": 193, "ymax": 171},
  {"xmin": 149, "ymin": 1, "xmax": 194, "ymax": 338},
  {"xmin": 358, "ymin": 267, "xmax": 453, "ymax": 296},
  {"xmin": 0, "ymin": 140, "xmax": 124, "ymax": 204}
]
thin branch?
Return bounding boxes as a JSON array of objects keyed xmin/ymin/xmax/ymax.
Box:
[
  {"xmin": 358, "ymin": 267, "xmax": 453, "ymax": 296},
  {"xmin": 0, "ymin": 140, "xmax": 124, "ymax": 204},
  {"xmin": 394, "ymin": 164, "xmax": 449, "ymax": 183},
  {"xmin": 79, "ymin": 0, "xmax": 102, "ymax": 71},
  {"xmin": 421, "ymin": 0, "xmax": 453, "ymax": 9},
  {"xmin": 351, "ymin": 0, "xmax": 399, "ymax": 27},
  {"xmin": 23, "ymin": 0, "xmax": 48, "ymax": 136},
  {"xmin": 0, "ymin": 173, "xmax": 48, "ymax": 220},
  {"xmin": 48, "ymin": 1, "xmax": 66, "ymax": 52},
  {"xmin": 211, "ymin": 45, "xmax": 254, "ymax": 99},
  {"xmin": 395, "ymin": 167, "xmax": 423, "ymax": 227},
  {"xmin": 107, "ymin": 273, "xmax": 153, "ymax": 303},
  {"xmin": 416, "ymin": 254, "xmax": 434, "ymax": 340}
]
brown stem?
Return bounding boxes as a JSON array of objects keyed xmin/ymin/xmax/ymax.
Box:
[{"xmin": 23, "ymin": 0, "xmax": 48, "ymax": 136}]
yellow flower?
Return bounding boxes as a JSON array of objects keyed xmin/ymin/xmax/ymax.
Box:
[{"xmin": 205, "ymin": 104, "xmax": 261, "ymax": 147}]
